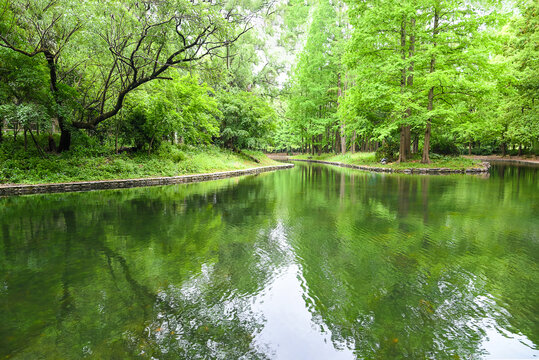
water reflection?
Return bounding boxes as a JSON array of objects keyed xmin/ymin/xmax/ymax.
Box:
[{"xmin": 0, "ymin": 163, "xmax": 538, "ymax": 359}]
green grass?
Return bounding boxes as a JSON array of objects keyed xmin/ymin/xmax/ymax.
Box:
[
  {"xmin": 291, "ymin": 152, "xmax": 483, "ymax": 170},
  {"xmin": 0, "ymin": 140, "xmax": 279, "ymax": 185}
]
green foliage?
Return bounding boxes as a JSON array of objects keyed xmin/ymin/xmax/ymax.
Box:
[
  {"xmin": 0, "ymin": 136, "xmax": 277, "ymax": 184},
  {"xmin": 0, "ymin": 0, "xmax": 535, "ymax": 167},
  {"xmin": 375, "ymin": 140, "xmax": 399, "ymax": 162},
  {"xmin": 284, "ymin": 0, "xmax": 346, "ymax": 153},
  {"xmin": 217, "ymin": 90, "xmax": 276, "ymax": 150},
  {"xmin": 120, "ymin": 74, "xmax": 221, "ymax": 151},
  {"xmin": 430, "ymin": 135, "xmax": 460, "ymax": 156}
]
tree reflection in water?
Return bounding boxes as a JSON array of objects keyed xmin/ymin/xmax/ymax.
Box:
[{"xmin": 0, "ymin": 163, "xmax": 537, "ymax": 359}]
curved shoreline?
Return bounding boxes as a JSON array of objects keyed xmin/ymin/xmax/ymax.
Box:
[
  {"xmin": 0, "ymin": 164, "xmax": 294, "ymax": 197},
  {"xmin": 466, "ymin": 156, "xmax": 539, "ymax": 166},
  {"xmin": 286, "ymin": 158, "xmax": 490, "ymax": 175}
]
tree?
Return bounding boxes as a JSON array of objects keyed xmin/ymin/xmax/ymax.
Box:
[
  {"xmin": 217, "ymin": 90, "xmax": 276, "ymax": 150},
  {"xmin": 286, "ymin": 0, "xmax": 344, "ymax": 154},
  {"xmin": 493, "ymin": 0, "xmax": 539, "ymax": 155},
  {"xmin": 121, "ymin": 74, "xmax": 221, "ymax": 152},
  {"xmin": 0, "ymin": 0, "xmax": 251, "ymax": 151},
  {"xmin": 344, "ymin": 0, "xmax": 503, "ymax": 162}
]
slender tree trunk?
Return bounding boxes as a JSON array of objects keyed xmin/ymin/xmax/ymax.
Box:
[
  {"xmin": 115, "ymin": 122, "xmax": 119, "ymax": 154},
  {"xmin": 422, "ymin": 9, "xmax": 438, "ymax": 164},
  {"xmin": 337, "ymin": 73, "xmax": 346, "ymax": 154},
  {"xmin": 45, "ymin": 51, "xmax": 71, "ymax": 152},
  {"xmin": 404, "ymin": 17, "xmax": 415, "ymax": 160},
  {"xmin": 13, "ymin": 122, "xmax": 17, "ymax": 141},
  {"xmin": 24, "ymin": 128, "xmax": 27, "ymax": 151},
  {"xmin": 412, "ymin": 134, "xmax": 419, "ymax": 154},
  {"xmin": 148, "ymin": 136, "xmax": 155, "ymax": 156},
  {"xmin": 0, "ymin": 118, "xmax": 3, "ymax": 143},
  {"xmin": 399, "ymin": 17, "xmax": 408, "ymax": 163},
  {"xmin": 226, "ymin": 43, "xmax": 230, "ymax": 70},
  {"xmin": 468, "ymin": 141, "xmax": 472, "ymax": 155},
  {"xmin": 423, "ymin": 122, "xmax": 432, "ymax": 163},
  {"xmin": 351, "ymin": 131, "xmax": 356, "ymax": 153},
  {"xmin": 518, "ymin": 143, "xmax": 522, "ymax": 156},
  {"xmin": 29, "ymin": 129, "xmax": 45, "ymax": 158}
]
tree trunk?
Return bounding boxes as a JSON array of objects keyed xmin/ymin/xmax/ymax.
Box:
[
  {"xmin": 45, "ymin": 51, "xmax": 71, "ymax": 152},
  {"xmin": 29, "ymin": 129, "xmax": 45, "ymax": 158},
  {"xmin": 48, "ymin": 135, "xmax": 57, "ymax": 152},
  {"xmin": 399, "ymin": 126, "xmax": 411, "ymax": 162},
  {"xmin": 337, "ymin": 73, "xmax": 346, "ymax": 154},
  {"xmin": 422, "ymin": 9, "xmax": 438, "ymax": 164},
  {"xmin": 0, "ymin": 118, "xmax": 3, "ymax": 143},
  {"xmin": 351, "ymin": 131, "xmax": 356, "ymax": 153},
  {"xmin": 412, "ymin": 134, "xmax": 419, "ymax": 154},
  {"xmin": 115, "ymin": 121, "xmax": 119, "ymax": 154},
  {"xmin": 399, "ymin": 17, "xmax": 408, "ymax": 163},
  {"xmin": 468, "ymin": 141, "xmax": 472, "ymax": 155},
  {"xmin": 404, "ymin": 18, "xmax": 415, "ymax": 160},
  {"xmin": 518, "ymin": 143, "xmax": 522, "ymax": 156},
  {"xmin": 422, "ymin": 121, "xmax": 431, "ymax": 163},
  {"xmin": 148, "ymin": 136, "xmax": 155, "ymax": 155},
  {"xmin": 24, "ymin": 129, "xmax": 28, "ymax": 151}
]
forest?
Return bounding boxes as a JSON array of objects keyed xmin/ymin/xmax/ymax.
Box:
[{"xmin": 0, "ymin": 0, "xmax": 537, "ymax": 183}]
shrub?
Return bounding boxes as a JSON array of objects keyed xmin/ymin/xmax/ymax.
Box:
[
  {"xmin": 375, "ymin": 140, "xmax": 399, "ymax": 162},
  {"xmin": 158, "ymin": 143, "xmax": 187, "ymax": 162},
  {"xmin": 430, "ymin": 135, "xmax": 459, "ymax": 156}
]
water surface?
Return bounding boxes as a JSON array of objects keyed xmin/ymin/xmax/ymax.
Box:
[{"xmin": 1, "ymin": 163, "xmax": 538, "ymax": 359}]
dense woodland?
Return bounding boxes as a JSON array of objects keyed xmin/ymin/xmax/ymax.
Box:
[{"xmin": 0, "ymin": 0, "xmax": 537, "ymax": 166}]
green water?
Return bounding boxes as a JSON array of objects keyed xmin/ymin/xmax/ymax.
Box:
[{"xmin": 1, "ymin": 163, "xmax": 538, "ymax": 359}]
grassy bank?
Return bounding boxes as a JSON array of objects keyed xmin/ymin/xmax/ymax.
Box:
[
  {"xmin": 291, "ymin": 152, "xmax": 483, "ymax": 170},
  {"xmin": 0, "ymin": 141, "xmax": 278, "ymax": 185}
]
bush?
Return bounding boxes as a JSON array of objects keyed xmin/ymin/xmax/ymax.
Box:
[
  {"xmin": 158, "ymin": 143, "xmax": 187, "ymax": 162},
  {"xmin": 375, "ymin": 140, "xmax": 399, "ymax": 162},
  {"xmin": 431, "ymin": 135, "xmax": 459, "ymax": 156},
  {"xmin": 470, "ymin": 145, "xmax": 494, "ymax": 156}
]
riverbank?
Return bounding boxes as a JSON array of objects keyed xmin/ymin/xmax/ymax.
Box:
[
  {"xmin": 0, "ymin": 164, "xmax": 293, "ymax": 196},
  {"xmin": 465, "ymin": 155, "xmax": 539, "ymax": 165},
  {"xmin": 0, "ymin": 144, "xmax": 280, "ymax": 185},
  {"xmin": 270, "ymin": 153, "xmax": 489, "ymax": 174}
]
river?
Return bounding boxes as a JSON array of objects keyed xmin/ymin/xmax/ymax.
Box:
[{"xmin": 1, "ymin": 163, "xmax": 537, "ymax": 359}]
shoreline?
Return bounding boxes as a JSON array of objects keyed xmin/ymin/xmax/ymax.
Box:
[
  {"xmin": 0, "ymin": 164, "xmax": 294, "ymax": 197},
  {"xmin": 465, "ymin": 155, "xmax": 539, "ymax": 166},
  {"xmin": 267, "ymin": 155, "xmax": 490, "ymax": 175},
  {"xmin": 286, "ymin": 158, "xmax": 490, "ymax": 174}
]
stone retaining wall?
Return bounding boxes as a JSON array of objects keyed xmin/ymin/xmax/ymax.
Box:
[
  {"xmin": 288, "ymin": 159, "xmax": 490, "ymax": 174},
  {"xmin": 0, "ymin": 164, "xmax": 294, "ymax": 197}
]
